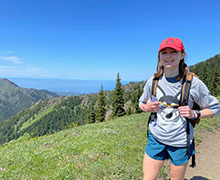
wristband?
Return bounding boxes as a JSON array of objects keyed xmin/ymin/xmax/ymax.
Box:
[
  {"xmin": 195, "ymin": 110, "xmax": 201, "ymax": 119},
  {"xmin": 191, "ymin": 110, "xmax": 196, "ymax": 120}
]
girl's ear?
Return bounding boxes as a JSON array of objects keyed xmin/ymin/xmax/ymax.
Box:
[{"xmin": 181, "ymin": 51, "xmax": 186, "ymax": 59}]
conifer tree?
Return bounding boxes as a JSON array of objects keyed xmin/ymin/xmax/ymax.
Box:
[
  {"xmin": 96, "ymin": 84, "xmax": 106, "ymax": 122},
  {"xmin": 134, "ymin": 85, "xmax": 143, "ymax": 114},
  {"xmin": 111, "ymin": 73, "xmax": 125, "ymax": 118},
  {"xmin": 200, "ymin": 63, "xmax": 209, "ymax": 87},
  {"xmin": 126, "ymin": 106, "xmax": 132, "ymax": 116},
  {"xmin": 192, "ymin": 64, "xmax": 200, "ymax": 77},
  {"xmin": 87, "ymin": 100, "xmax": 96, "ymax": 124},
  {"xmin": 210, "ymin": 67, "xmax": 220, "ymax": 96}
]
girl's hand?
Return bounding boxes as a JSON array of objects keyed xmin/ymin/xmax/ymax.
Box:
[
  {"xmin": 141, "ymin": 99, "xmax": 160, "ymax": 113},
  {"xmin": 178, "ymin": 106, "xmax": 194, "ymax": 119}
]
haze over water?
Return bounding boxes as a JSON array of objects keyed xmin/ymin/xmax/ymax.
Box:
[{"xmin": 8, "ymin": 78, "xmax": 131, "ymax": 94}]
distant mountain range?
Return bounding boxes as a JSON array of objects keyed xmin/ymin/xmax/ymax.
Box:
[
  {"xmin": 0, "ymin": 79, "xmax": 145, "ymax": 145},
  {"xmin": 0, "ymin": 78, "xmax": 58, "ymax": 122}
]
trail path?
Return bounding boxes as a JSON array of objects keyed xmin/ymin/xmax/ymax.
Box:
[
  {"xmin": 164, "ymin": 130, "xmax": 220, "ymax": 180},
  {"xmin": 184, "ymin": 130, "xmax": 220, "ymax": 180}
]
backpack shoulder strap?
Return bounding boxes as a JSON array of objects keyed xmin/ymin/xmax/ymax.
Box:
[
  {"xmin": 180, "ymin": 72, "xmax": 193, "ymax": 106},
  {"xmin": 181, "ymin": 72, "xmax": 198, "ymax": 168},
  {"xmin": 147, "ymin": 77, "xmax": 158, "ymax": 137},
  {"xmin": 152, "ymin": 78, "xmax": 158, "ymax": 96}
]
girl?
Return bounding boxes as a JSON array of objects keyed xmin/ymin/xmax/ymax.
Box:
[{"xmin": 139, "ymin": 37, "xmax": 220, "ymax": 180}]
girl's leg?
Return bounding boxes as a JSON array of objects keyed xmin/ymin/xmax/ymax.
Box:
[
  {"xmin": 143, "ymin": 153, "xmax": 165, "ymax": 180},
  {"xmin": 170, "ymin": 162, "xmax": 188, "ymax": 180}
]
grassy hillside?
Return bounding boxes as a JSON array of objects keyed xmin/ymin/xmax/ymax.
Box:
[
  {"xmin": 0, "ymin": 81, "xmax": 145, "ymax": 145},
  {"xmin": 0, "ymin": 111, "xmax": 219, "ymax": 180},
  {"xmin": 0, "ymin": 113, "xmax": 148, "ymax": 179}
]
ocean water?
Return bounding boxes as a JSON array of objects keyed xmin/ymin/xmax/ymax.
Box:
[{"xmin": 8, "ymin": 78, "xmax": 130, "ymax": 95}]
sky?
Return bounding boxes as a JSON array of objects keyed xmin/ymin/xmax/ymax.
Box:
[{"xmin": 0, "ymin": 0, "xmax": 220, "ymax": 82}]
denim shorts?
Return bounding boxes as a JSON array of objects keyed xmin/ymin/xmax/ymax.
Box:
[{"xmin": 146, "ymin": 132, "xmax": 195, "ymax": 166}]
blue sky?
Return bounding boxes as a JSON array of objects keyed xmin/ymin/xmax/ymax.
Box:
[{"xmin": 0, "ymin": 0, "xmax": 219, "ymax": 81}]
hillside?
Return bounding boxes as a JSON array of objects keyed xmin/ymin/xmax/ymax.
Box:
[
  {"xmin": 0, "ymin": 112, "xmax": 219, "ymax": 179},
  {"xmin": 1, "ymin": 52, "xmax": 220, "ymax": 146},
  {"xmin": 0, "ymin": 113, "xmax": 149, "ymax": 179},
  {"xmin": 0, "ymin": 80, "xmax": 145, "ymax": 144},
  {"xmin": 0, "ymin": 79, "xmax": 58, "ymax": 122},
  {"xmin": 190, "ymin": 53, "xmax": 220, "ymax": 96}
]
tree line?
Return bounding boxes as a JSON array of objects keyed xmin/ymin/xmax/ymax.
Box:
[
  {"xmin": 190, "ymin": 53, "xmax": 220, "ymax": 96},
  {"xmin": 0, "ymin": 73, "xmax": 144, "ymax": 145},
  {"xmin": 2, "ymin": 52, "xmax": 219, "ymax": 145}
]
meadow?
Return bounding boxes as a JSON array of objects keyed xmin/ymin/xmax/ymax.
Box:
[{"xmin": 0, "ymin": 111, "xmax": 219, "ymax": 180}]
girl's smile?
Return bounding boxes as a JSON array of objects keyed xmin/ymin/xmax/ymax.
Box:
[{"xmin": 159, "ymin": 47, "xmax": 185, "ymax": 76}]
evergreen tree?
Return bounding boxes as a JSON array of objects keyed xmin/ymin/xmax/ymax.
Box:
[
  {"xmin": 111, "ymin": 73, "xmax": 126, "ymax": 118},
  {"xmin": 192, "ymin": 64, "xmax": 200, "ymax": 77},
  {"xmin": 210, "ymin": 67, "xmax": 220, "ymax": 96},
  {"xmin": 200, "ymin": 63, "xmax": 209, "ymax": 87},
  {"xmin": 126, "ymin": 106, "xmax": 133, "ymax": 116},
  {"xmin": 87, "ymin": 100, "xmax": 96, "ymax": 124},
  {"xmin": 96, "ymin": 84, "xmax": 106, "ymax": 122},
  {"xmin": 134, "ymin": 85, "xmax": 143, "ymax": 114}
]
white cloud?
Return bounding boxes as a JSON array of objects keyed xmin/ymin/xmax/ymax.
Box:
[
  {"xmin": 0, "ymin": 65, "xmax": 47, "ymax": 78},
  {"xmin": 0, "ymin": 51, "xmax": 14, "ymax": 55},
  {"xmin": 0, "ymin": 51, "xmax": 51, "ymax": 78},
  {"xmin": 0, "ymin": 56, "xmax": 24, "ymax": 64}
]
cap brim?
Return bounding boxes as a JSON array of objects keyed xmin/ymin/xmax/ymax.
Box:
[{"xmin": 159, "ymin": 45, "xmax": 182, "ymax": 52}]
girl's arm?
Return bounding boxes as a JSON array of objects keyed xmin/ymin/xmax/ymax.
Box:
[{"xmin": 178, "ymin": 106, "xmax": 214, "ymax": 119}]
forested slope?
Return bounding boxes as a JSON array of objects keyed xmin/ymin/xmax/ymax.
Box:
[
  {"xmin": 0, "ymin": 78, "xmax": 58, "ymax": 122},
  {"xmin": 0, "ymin": 81, "xmax": 145, "ymax": 144},
  {"xmin": 190, "ymin": 53, "xmax": 220, "ymax": 96},
  {"xmin": 0, "ymin": 52, "xmax": 220, "ymax": 146}
]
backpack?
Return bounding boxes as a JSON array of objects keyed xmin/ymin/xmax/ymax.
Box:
[{"xmin": 147, "ymin": 72, "xmax": 200, "ymax": 168}]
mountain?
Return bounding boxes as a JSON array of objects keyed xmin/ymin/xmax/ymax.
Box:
[
  {"xmin": 0, "ymin": 78, "xmax": 58, "ymax": 122},
  {"xmin": 190, "ymin": 53, "xmax": 220, "ymax": 96},
  {"xmin": 1, "ymin": 52, "xmax": 219, "ymax": 145},
  {"xmin": 54, "ymin": 91, "xmax": 82, "ymax": 96},
  {"xmin": 0, "ymin": 80, "xmax": 145, "ymax": 144}
]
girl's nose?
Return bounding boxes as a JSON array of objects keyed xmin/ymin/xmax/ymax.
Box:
[{"xmin": 165, "ymin": 52, "xmax": 172, "ymax": 57}]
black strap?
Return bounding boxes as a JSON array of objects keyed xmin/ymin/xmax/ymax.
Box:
[
  {"xmin": 147, "ymin": 78, "xmax": 158, "ymax": 137},
  {"xmin": 180, "ymin": 73, "xmax": 196, "ymax": 168},
  {"xmin": 189, "ymin": 139, "xmax": 196, "ymax": 168},
  {"xmin": 186, "ymin": 118, "xmax": 190, "ymax": 155}
]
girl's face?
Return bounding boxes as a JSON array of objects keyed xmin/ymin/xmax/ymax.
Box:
[{"xmin": 159, "ymin": 48, "xmax": 185, "ymax": 70}]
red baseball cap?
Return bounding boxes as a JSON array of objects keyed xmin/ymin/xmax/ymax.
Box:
[{"xmin": 158, "ymin": 37, "xmax": 185, "ymax": 52}]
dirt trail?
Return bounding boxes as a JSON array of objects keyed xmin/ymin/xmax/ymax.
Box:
[
  {"xmin": 184, "ymin": 130, "xmax": 220, "ymax": 180},
  {"xmin": 164, "ymin": 130, "xmax": 220, "ymax": 180}
]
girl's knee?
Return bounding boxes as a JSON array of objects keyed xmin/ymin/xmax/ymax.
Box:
[
  {"xmin": 143, "ymin": 153, "xmax": 164, "ymax": 180},
  {"xmin": 170, "ymin": 162, "xmax": 188, "ymax": 180}
]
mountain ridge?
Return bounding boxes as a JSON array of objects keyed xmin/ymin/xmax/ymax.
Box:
[
  {"xmin": 0, "ymin": 78, "xmax": 58, "ymax": 122},
  {"xmin": 0, "ymin": 52, "xmax": 220, "ymax": 145}
]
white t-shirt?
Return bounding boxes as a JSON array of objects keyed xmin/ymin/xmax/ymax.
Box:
[{"xmin": 139, "ymin": 74, "xmax": 220, "ymax": 147}]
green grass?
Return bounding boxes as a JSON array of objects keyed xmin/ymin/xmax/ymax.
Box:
[
  {"xmin": 194, "ymin": 114, "xmax": 220, "ymax": 145},
  {"xmin": 19, "ymin": 105, "xmax": 55, "ymax": 132},
  {"xmin": 0, "ymin": 111, "xmax": 219, "ymax": 180},
  {"xmin": 0, "ymin": 113, "xmax": 150, "ymax": 180}
]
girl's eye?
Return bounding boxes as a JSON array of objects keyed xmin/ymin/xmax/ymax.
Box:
[{"xmin": 171, "ymin": 50, "xmax": 177, "ymax": 54}]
